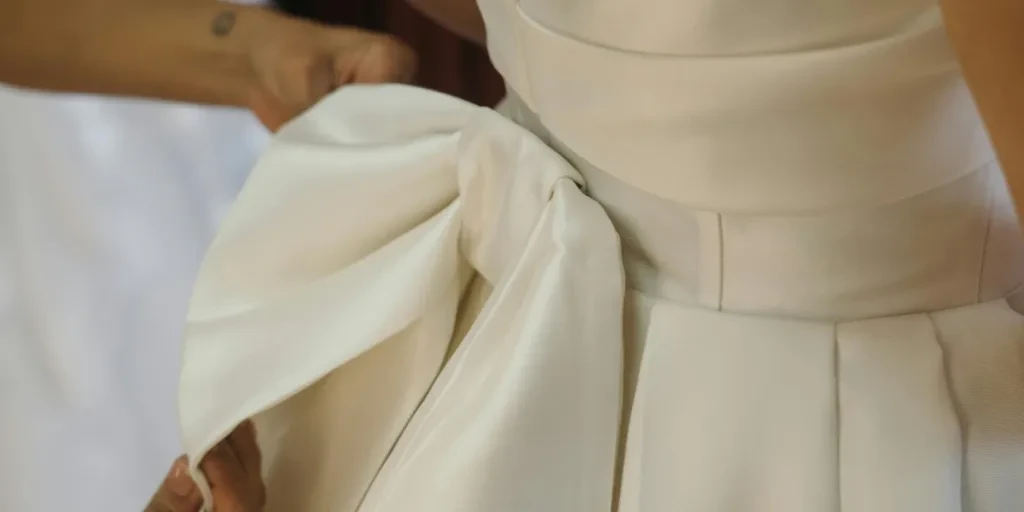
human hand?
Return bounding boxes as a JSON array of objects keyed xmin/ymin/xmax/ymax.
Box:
[
  {"xmin": 145, "ymin": 421, "xmax": 265, "ymax": 512},
  {"xmin": 243, "ymin": 11, "xmax": 417, "ymax": 131}
]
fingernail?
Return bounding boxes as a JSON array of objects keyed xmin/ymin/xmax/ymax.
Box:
[{"xmin": 167, "ymin": 462, "xmax": 195, "ymax": 497}]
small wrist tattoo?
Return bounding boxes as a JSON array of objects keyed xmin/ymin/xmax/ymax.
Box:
[{"xmin": 211, "ymin": 11, "xmax": 237, "ymax": 37}]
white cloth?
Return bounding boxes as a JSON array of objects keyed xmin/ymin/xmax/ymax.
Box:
[
  {"xmin": 179, "ymin": 1, "xmax": 1024, "ymax": 510},
  {"xmin": 180, "ymin": 85, "xmax": 625, "ymax": 511},
  {"xmin": 0, "ymin": 87, "xmax": 266, "ymax": 511}
]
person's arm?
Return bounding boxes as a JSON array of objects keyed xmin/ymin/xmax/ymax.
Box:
[
  {"xmin": 405, "ymin": 0, "xmax": 486, "ymax": 45},
  {"xmin": 0, "ymin": 0, "xmax": 276, "ymax": 106},
  {"xmin": 0, "ymin": 0, "xmax": 416, "ymax": 130},
  {"xmin": 942, "ymin": 0, "xmax": 1024, "ymax": 220}
]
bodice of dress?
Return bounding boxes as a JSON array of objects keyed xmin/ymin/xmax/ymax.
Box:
[{"xmin": 481, "ymin": 0, "xmax": 1024, "ymax": 319}]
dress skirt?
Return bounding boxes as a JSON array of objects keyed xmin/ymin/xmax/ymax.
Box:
[{"xmin": 178, "ymin": 85, "xmax": 1024, "ymax": 512}]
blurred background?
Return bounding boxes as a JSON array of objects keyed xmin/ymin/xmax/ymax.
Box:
[{"xmin": 0, "ymin": 2, "xmax": 499, "ymax": 511}]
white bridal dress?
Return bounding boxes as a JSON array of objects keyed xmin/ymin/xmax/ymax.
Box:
[{"xmin": 179, "ymin": 0, "xmax": 1024, "ymax": 510}]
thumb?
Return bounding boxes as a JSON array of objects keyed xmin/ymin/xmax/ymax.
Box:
[
  {"xmin": 248, "ymin": 91, "xmax": 291, "ymax": 133},
  {"xmin": 333, "ymin": 36, "xmax": 417, "ymax": 85},
  {"xmin": 145, "ymin": 457, "xmax": 202, "ymax": 512},
  {"xmin": 249, "ymin": 56, "xmax": 334, "ymax": 132}
]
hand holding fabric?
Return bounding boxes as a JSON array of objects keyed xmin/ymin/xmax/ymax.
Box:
[
  {"xmin": 245, "ymin": 20, "xmax": 417, "ymax": 131},
  {"xmin": 145, "ymin": 422, "xmax": 264, "ymax": 512},
  {"xmin": 0, "ymin": 2, "xmax": 416, "ymax": 133}
]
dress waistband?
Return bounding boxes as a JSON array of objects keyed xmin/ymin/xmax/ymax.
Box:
[{"xmin": 500, "ymin": 92, "xmax": 1024, "ymax": 320}]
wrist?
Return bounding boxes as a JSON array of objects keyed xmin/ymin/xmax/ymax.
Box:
[
  {"xmin": 79, "ymin": 2, "xmax": 276, "ymax": 107},
  {"xmin": 219, "ymin": 5, "xmax": 281, "ymax": 107}
]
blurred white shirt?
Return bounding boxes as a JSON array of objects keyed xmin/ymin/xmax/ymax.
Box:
[{"xmin": 0, "ymin": 87, "xmax": 267, "ymax": 510}]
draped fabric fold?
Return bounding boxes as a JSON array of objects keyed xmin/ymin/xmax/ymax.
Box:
[{"xmin": 178, "ymin": 85, "xmax": 625, "ymax": 512}]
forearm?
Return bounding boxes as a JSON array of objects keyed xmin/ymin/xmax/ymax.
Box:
[
  {"xmin": 406, "ymin": 0, "xmax": 486, "ymax": 46},
  {"xmin": 942, "ymin": 0, "xmax": 1024, "ymax": 218},
  {"xmin": 0, "ymin": 0, "xmax": 272, "ymax": 106}
]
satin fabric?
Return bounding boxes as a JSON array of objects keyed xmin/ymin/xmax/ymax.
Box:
[
  {"xmin": 179, "ymin": 0, "xmax": 1024, "ymax": 509},
  {"xmin": 180, "ymin": 85, "xmax": 624, "ymax": 511},
  {"xmin": 481, "ymin": 2, "xmax": 992, "ymax": 213},
  {"xmin": 179, "ymin": 85, "xmax": 1024, "ymax": 512}
]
